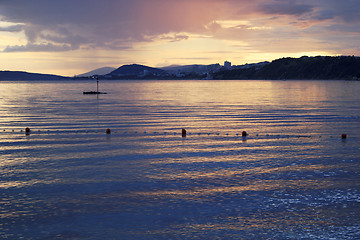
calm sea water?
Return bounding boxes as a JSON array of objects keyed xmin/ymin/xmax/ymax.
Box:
[{"xmin": 0, "ymin": 80, "xmax": 359, "ymax": 239}]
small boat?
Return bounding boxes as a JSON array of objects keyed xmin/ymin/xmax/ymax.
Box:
[
  {"xmin": 83, "ymin": 78, "xmax": 107, "ymax": 94},
  {"xmin": 83, "ymin": 91, "xmax": 107, "ymax": 94}
]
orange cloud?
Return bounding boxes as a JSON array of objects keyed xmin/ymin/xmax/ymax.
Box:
[{"xmin": 0, "ymin": 0, "xmax": 359, "ymax": 75}]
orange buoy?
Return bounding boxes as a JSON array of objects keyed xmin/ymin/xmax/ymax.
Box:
[
  {"xmin": 25, "ymin": 127, "xmax": 31, "ymax": 135},
  {"xmin": 106, "ymin": 128, "xmax": 111, "ymax": 134},
  {"xmin": 182, "ymin": 128, "xmax": 187, "ymax": 137},
  {"xmin": 242, "ymin": 131, "xmax": 247, "ymax": 137},
  {"xmin": 341, "ymin": 133, "xmax": 347, "ymax": 139}
]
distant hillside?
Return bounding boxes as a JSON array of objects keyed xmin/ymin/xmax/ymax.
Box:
[
  {"xmin": 0, "ymin": 71, "xmax": 66, "ymax": 80},
  {"xmin": 3, "ymin": 56, "xmax": 359, "ymax": 81},
  {"xmin": 108, "ymin": 64, "xmax": 166, "ymax": 78},
  {"xmin": 161, "ymin": 64, "xmax": 207, "ymax": 72},
  {"xmin": 159, "ymin": 65, "xmax": 182, "ymax": 71},
  {"xmin": 78, "ymin": 67, "xmax": 116, "ymax": 77},
  {"xmin": 213, "ymin": 56, "xmax": 360, "ymax": 80},
  {"xmin": 161, "ymin": 64, "xmax": 221, "ymax": 74}
]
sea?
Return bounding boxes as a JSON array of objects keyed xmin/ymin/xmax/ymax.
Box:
[{"xmin": 0, "ymin": 80, "xmax": 359, "ymax": 239}]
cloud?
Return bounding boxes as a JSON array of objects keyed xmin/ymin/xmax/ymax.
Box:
[
  {"xmin": 316, "ymin": 0, "xmax": 360, "ymax": 23},
  {"xmin": 0, "ymin": 24, "xmax": 23, "ymax": 32},
  {"xmin": 3, "ymin": 43, "xmax": 74, "ymax": 52},
  {"xmin": 159, "ymin": 34, "xmax": 189, "ymax": 42},
  {"xmin": 0, "ymin": 0, "xmax": 359, "ymax": 57},
  {"xmin": 0, "ymin": 0, "xmax": 224, "ymax": 52},
  {"xmin": 258, "ymin": 0, "xmax": 314, "ymax": 16}
]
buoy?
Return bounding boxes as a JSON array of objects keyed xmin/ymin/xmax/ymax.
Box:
[
  {"xmin": 106, "ymin": 128, "xmax": 111, "ymax": 134},
  {"xmin": 25, "ymin": 127, "xmax": 31, "ymax": 135},
  {"xmin": 242, "ymin": 131, "xmax": 247, "ymax": 137},
  {"xmin": 182, "ymin": 128, "xmax": 187, "ymax": 137},
  {"xmin": 341, "ymin": 133, "xmax": 347, "ymax": 139}
]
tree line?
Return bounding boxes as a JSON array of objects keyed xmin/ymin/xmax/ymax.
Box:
[{"xmin": 213, "ymin": 56, "xmax": 360, "ymax": 80}]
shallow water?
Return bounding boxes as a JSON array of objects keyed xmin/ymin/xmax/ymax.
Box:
[{"xmin": 1, "ymin": 80, "xmax": 360, "ymax": 239}]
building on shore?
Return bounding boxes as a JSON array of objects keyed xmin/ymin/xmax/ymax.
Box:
[{"xmin": 224, "ymin": 61, "xmax": 232, "ymax": 69}]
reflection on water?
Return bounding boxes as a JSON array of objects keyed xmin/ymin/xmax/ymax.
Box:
[{"xmin": 0, "ymin": 80, "xmax": 360, "ymax": 239}]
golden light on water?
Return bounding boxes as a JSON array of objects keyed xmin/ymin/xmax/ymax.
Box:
[{"xmin": 1, "ymin": 81, "xmax": 359, "ymax": 239}]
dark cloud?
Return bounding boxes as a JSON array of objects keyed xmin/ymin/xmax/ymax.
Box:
[
  {"xmin": 0, "ymin": 0, "xmax": 222, "ymax": 52},
  {"xmin": 0, "ymin": 0, "xmax": 120, "ymax": 25},
  {"xmin": 0, "ymin": 0, "xmax": 359, "ymax": 54},
  {"xmin": 0, "ymin": 0, "xmax": 144, "ymax": 51},
  {"xmin": 258, "ymin": 0, "xmax": 314, "ymax": 16},
  {"xmin": 3, "ymin": 43, "xmax": 74, "ymax": 52},
  {"xmin": 310, "ymin": 10, "xmax": 335, "ymax": 21},
  {"xmin": 0, "ymin": 24, "xmax": 23, "ymax": 32},
  {"xmin": 298, "ymin": 0, "xmax": 360, "ymax": 23}
]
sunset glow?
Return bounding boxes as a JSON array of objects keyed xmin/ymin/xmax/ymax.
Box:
[{"xmin": 0, "ymin": 0, "xmax": 359, "ymax": 76}]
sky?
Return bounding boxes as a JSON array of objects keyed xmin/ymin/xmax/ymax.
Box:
[{"xmin": 0, "ymin": 0, "xmax": 359, "ymax": 76}]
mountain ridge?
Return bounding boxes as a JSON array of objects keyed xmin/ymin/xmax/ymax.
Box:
[
  {"xmin": 77, "ymin": 67, "xmax": 116, "ymax": 77},
  {"xmin": 109, "ymin": 64, "xmax": 166, "ymax": 76},
  {"xmin": 1, "ymin": 56, "xmax": 360, "ymax": 80},
  {"xmin": 0, "ymin": 70, "xmax": 67, "ymax": 81}
]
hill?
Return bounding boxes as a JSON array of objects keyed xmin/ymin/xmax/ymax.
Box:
[
  {"xmin": 0, "ymin": 71, "xmax": 67, "ymax": 81},
  {"xmin": 77, "ymin": 67, "xmax": 116, "ymax": 77},
  {"xmin": 213, "ymin": 56, "xmax": 360, "ymax": 80},
  {"xmin": 2, "ymin": 56, "xmax": 360, "ymax": 81},
  {"xmin": 108, "ymin": 64, "xmax": 166, "ymax": 79},
  {"xmin": 160, "ymin": 64, "xmax": 208, "ymax": 73},
  {"xmin": 161, "ymin": 64, "xmax": 221, "ymax": 74}
]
